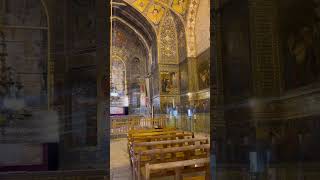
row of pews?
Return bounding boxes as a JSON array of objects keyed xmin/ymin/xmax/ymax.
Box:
[{"xmin": 127, "ymin": 128, "xmax": 210, "ymax": 180}]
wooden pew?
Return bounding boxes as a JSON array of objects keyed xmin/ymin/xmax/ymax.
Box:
[
  {"xmin": 132, "ymin": 144, "xmax": 210, "ymax": 180},
  {"xmin": 128, "ymin": 131, "xmax": 194, "ymax": 161},
  {"xmin": 129, "ymin": 138, "xmax": 209, "ymax": 179},
  {"xmin": 129, "ymin": 130, "xmax": 181, "ymax": 138},
  {"xmin": 128, "ymin": 128, "xmax": 176, "ymax": 135},
  {"xmin": 128, "ymin": 132, "xmax": 195, "ymax": 158},
  {"xmin": 145, "ymin": 157, "xmax": 210, "ymax": 180},
  {"xmin": 130, "ymin": 138, "xmax": 209, "ymax": 160}
]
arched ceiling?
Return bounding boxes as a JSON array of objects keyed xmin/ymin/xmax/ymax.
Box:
[
  {"xmin": 112, "ymin": 1, "xmax": 158, "ymax": 67},
  {"xmin": 112, "ymin": 2, "xmax": 157, "ymax": 47},
  {"xmin": 124, "ymin": 0, "xmax": 189, "ymax": 25},
  {"xmin": 113, "ymin": 0, "xmax": 210, "ymax": 58}
]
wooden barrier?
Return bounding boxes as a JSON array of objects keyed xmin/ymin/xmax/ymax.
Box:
[{"xmin": 111, "ymin": 116, "xmax": 168, "ymax": 137}]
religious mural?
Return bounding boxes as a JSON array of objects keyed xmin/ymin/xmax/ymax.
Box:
[
  {"xmin": 198, "ymin": 51, "xmax": 210, "ymax": 90},
  {"xmin": 160, "ymin": 71, "xmax": 179, "ymax": 94},
  {"xmin": 133, "ymin": 0, "xmax": 150, "ymax": 12},
  {"xmin": 172, "ymin": 0, "xmax": 188, "ymax": 14},
  {"xmin": 147, "ymin": 4, "xmax": 166, "ymax": 24},
  {"xmin": 279, "ymin": 0, "xmax": 320, "ymax": 90}
]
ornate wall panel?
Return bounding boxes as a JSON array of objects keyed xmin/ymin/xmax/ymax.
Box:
[
  {"xmin": 111, "ymin": 20, "xmax": 148, "ymax": 113},
  {"xmin": 171, "ymin": 0, "xmax": 188, "ymax": 15},
  {"xmin": 133, "ymin": 0, "xmax": 150, "ymax": 12},
  {"xmin": 158, "ymin": 12, "xmax": 179, "ymax": 64},
  {"xmin": 186, "ymin": 0, "xmax": 199, "ymax": 57},
  {"xmin": 171, "ymin": 12, "xmax": 187, "ymax": 63}
]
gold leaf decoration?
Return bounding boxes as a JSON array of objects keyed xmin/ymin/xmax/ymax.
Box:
[
  {"xmin": 159, "ymin": 13, "xmax": 178, "ymax": 64},
  {"xmin": 146, "ymin": 4, "xmax": 166, "ymax": 24},
  {"xmin": 172, "ymin": 0, "xmax": 188, "ymax": 14},
  {"xmin": 133, "ymin": 0, "xmax": 150, "ymax": 12}
]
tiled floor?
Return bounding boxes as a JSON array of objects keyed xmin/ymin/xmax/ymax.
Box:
[{"xmin": 110, "ymin": 138, "xmax": 132, "ymax": 180}]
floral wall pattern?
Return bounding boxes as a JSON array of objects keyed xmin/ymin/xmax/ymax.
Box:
[{"xmin": 159, "ymin": 12, "xmax": 179, "ymax": 64}]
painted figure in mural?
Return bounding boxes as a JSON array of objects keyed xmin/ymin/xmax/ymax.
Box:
[
  {"xmin": 199, "ymin": 68, "xmax": 209, "ymax": 89},
  {"xmin": 147, "ymin": 5, "xmax": 165, "ymax": 24},
  {"xmin": 162, "ymin": 77, "xmax": 169, "ymax": 93},
  {"xmin": 172, "ymin": 0, "xmax": 187, "ymax": 14},
  {"xmin": 286, "ymin": 0, "xmax": 320, "ymax": 88},
  {"xmin": 170, "ymin": 72, "xmax": 177, "ymax": 89},
  {"xmin": 133, "ymin": 0, "xmax": 150, "ymax": 12}
]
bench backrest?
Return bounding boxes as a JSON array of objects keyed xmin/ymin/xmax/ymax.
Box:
[
  {"xmin": 131, "ymin": 138, "xmax": 209, "ymax": 155},
  {"xmin": 136, "ymin": 144, "xmax": 210, "ymax": 167},
  {"xmin": 129, "ymin": 132, "xmax": 194, "ymax": 144},
  {"xmin": 128, "ymin": 127, "xmax": 176, "ymax": 134}
]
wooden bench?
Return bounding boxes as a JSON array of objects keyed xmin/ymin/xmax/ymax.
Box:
[
  {"xmin": 132, "ymin": 144, "xmax": 210, "ymax": 180},
  {"xmin": 130, "ymin": 138, "xmax": 209, "ymax": 160},
  {"xmin": 145, "ymin": 157, "xmax": 210, "ymax": 180},
  {"xmin": 128, "ymin": 132, "xmax": 195, "ymax": 158},
  {"xmin": 128, "ymin": 129, "xmax": 179, "ymax": 141},
  {"xmin": 129, "ymin": 138, "xmax": 209, "ymax": 179},
  {"xmin": 128, "ymin": 128, "xmax": 176, "ymax": 135}
]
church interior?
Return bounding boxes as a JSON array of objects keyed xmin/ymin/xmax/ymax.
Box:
[
  {"xmin": 1, "ymin": 0, "xmax": 320, "ymax": 180},
  {"xmin": 110, "ymin": 0, "xmax": 210, "ymax": 179}
]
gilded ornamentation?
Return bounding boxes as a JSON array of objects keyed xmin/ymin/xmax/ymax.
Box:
[
  {"xmin": 111, "ymin": 47, "xmax": 128, "ymax": 62},
  {"xmin": 133, "ymin": 0, "xmax": 150, "ymax": 12},
  {"xmin": 172, "ymin": 0, "xmax": 188, "ymax": 14},
  {"xmin": 155, "ymin": 0, "xmax": 170, "ymax": 5},
  {"xmin": 146, "ymin": 4, "xmax": 166, "ymax": 24},
  {"xmin": 159, "ymin": 12, "xmax": 178, "ymax": 64},
  {"xmin": 186, "ymin": 0, "xmax": 199, "ymax": 57}
]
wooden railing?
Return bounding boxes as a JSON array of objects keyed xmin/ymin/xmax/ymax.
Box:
[
  {"xmin": 111, "ymin": 116, "xmax": 167, "ymax": 138},
  {"xmin": 111, "ymin": 114, "xmax": 210, "ymax": 137}
]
